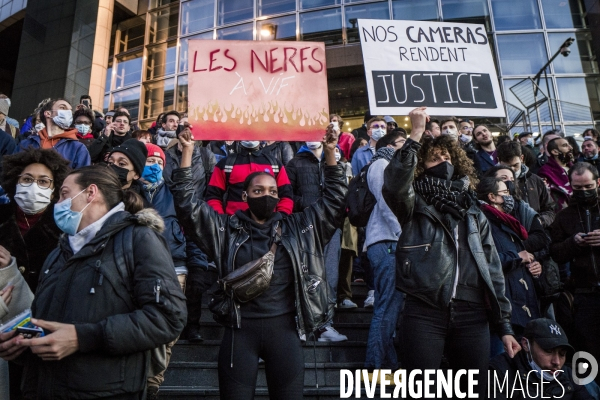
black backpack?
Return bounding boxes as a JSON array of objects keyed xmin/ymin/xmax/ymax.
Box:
[{"xmin": 346, "ymin": 163, "xmax": 376, "ymax": 227}]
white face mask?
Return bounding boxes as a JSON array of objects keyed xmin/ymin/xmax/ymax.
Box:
[
  {"xmin": 331, "ymin": 121, "xmax": 339, "ymax": 130},
  {"xmin": 52, "ymin": 110, "xmax": 73, "ymax": 130},
  {"xmin": 34, "ymin": 123, "xmax": 45, "ymax": 133},
  {"xmin": 459, "ymin": 134, "xmax": 472, "ymax": 143},
  {"xmin": 306, "ymin": 141, "xmax": 322, "ymax": 150},
  {"xmin": 524, "ymin": 339, "xmax": 560, "ymax": 381},
  {"xmin": 240, "ymin": 141, "xmax": 260, "ymax": 149},
  {"xmin": 527, "ymin": 138, "xmax": 534, "ymax": 147},
  {"xmin": 442, "ymin": 128, "xmax": 459, "ymax": 140},
  {"xmin": 371, "ymin": 128, "xmax": 386, "ymax": 141},
  {"xmin": 75, "ymin": 124, "xmax": 91, "ymax": 135},
  {"xmin": 335, "ymin": 152, "xmax": 341, "ymax": 162},
  {"xmin": 14, "ymin": 183, "xmax": 53, "ymax": 214}
]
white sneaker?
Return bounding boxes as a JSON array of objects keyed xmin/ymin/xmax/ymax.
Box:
[
  {"xmin": 338, "ymin": 299, "xmax": 358, "ymax": 309},
  {"xmin": 364, "ymin": 290, "xmax": 375, "ymax": 309},
  {"xmin": 318, "ymin": 326, "xmax": 348, "ymax": 342}
]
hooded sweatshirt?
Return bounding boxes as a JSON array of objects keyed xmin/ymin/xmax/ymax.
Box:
[{"xmin": 37, "ymin": 128, "xmax": 79, "ymax": 149}]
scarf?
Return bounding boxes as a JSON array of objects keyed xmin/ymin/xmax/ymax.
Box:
[
  {"xmin": 370, "ymin": 147, "xmax": 395, "ymax": 164},
  {"xmin": 156, "ymin": 128, "xmax": 177, "ymax": 148},
  {"xmin": 480, "ymin": 203, "xmax": 529, "ymax": 240},
  {"xmin": 539, "ymin": 156, "xmax": 572, "ymax": 196},
  {"xmin": 413, "ymin": 175, "xmax": 475, "ymax": 228},
  {"xmin": 143, "ymin": 179, "xmax": 164, "ymax": 201}
]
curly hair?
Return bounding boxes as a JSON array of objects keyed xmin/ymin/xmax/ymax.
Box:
[
  {"xmin": 2, "ymin": 149, "xmax": 71, "ymax": 201},
  {"xmin": 416, "ymin": 135, "xmax": 478, "ymax": 189}
]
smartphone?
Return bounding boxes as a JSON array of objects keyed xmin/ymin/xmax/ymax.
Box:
[
  {"xmin": 16, "ymin": 326, "xmax": 44, "ymax": 339},
  {"xmin": 580, "ymin": 233, "xmax": 589, "ymax": 238},
  {"xmin": 82, "ymin": 99, "xmax": 90, "ymax": 108}
]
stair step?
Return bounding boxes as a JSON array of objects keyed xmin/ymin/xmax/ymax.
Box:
[
  {"xmin": 199, "ymin": 305, "xmax": 374, "ymax": 323},
  {"xmin": 159, "ymin": 385, "xmax": 381, "ymax": 399},
  {"xmin": 164, "ymin": 361, "xmax": 363, "ymax": 388},
  {"xmin": 171, "ymin": 340, "xmax": 369, "ymax": 363}
]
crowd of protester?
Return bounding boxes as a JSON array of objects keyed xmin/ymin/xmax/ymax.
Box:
[{"xmin": 0, "ymin": 94, "xmax": 597, "ymax": 399}]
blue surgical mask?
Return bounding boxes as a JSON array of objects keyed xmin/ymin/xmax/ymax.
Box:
[
  {"xmin": 240, "ymin": 141, "xmax": 260, "ymax": 149},
  {"xmin": 527, "ymin": 138, "xmax": 534, "ymax": 147},
  {"xmin": 75, "ymin": 124, "xmax": 91, "ymax": 135},
  {"xmin": 142, "ymin": 163, "xmax": 163, "ymax": 183},
  {"xmin": 53, "ymin": 187, "xmax": 91, "ymax": 236},
  {"xmin": 371, "ymin": 128, "xmax": 386, "ymax": 141},
  {"xmin": 306, "ymin": 141, "xmax": 322, "ymax": 150}
]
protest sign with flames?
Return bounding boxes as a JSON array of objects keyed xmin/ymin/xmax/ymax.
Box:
[{"xmin": 188, "ymin": 40, "xmax": 329, "ymax": 141}]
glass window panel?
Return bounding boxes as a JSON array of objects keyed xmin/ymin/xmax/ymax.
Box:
[
  {"xmin": 217, "ymin": 23, "xmax": 253, "ymax": 40},
  {"xmin": 257, "ymin": 15, "xmax": 296, "ymax": 41},
  {"xmin": 540, "ymin": 0, "xmax": 585, "ymax": 29},
  {"xmin": 496, "ymin": 34, "xmax": 548, "ymax": 76},
  {"xmin": 300, "ymin": 0, "xmax": 340, "ymax": 10},
  {"xmin": 113, "ymin": 87, "xmax": 141, "ymax": 121},
  {"xmin": 117, "ymin": 18, "xmax": 146, "ymax": 53},
  {"xmin": 179, "ymin": 32, "xmax": 214, "ymax": 73},
  {"xmin": 181, "ymin": 0, "xmax": 215, "ymax": 35},
  {"xmin": 103, "ymin": 94, "xmax": 110, "ymax": 114},
  {"xmin": 564, "ymin": 125, "xmax": 593, "ymax": 137},
  {"xmin": 441, "ymin": 0, "xmax": 490, "ymax": 30},
  {"xmin": 258, "ymin": 0, "xmax": 295, "ymax": 16},
  {"xmin": 556, "ymin": 77, "xmax": 594, "ymax": 122},
  {"xmin": 148, "ymin": 6, "xmax": 179, "ymax": 44},
  {"xmin": 109, "ymin": 31, "xmax": 115, "ymax": 57},
  {"xmin": 146, "ymin": 41, "xmax": 177, "ymax": 80},
  {"xmin": 143, "ymin": 78, "xmax": 175, "ymax": 119},
  {"xmin": 392, "ymin": 0, "xmax": 438, "ymax": 21},
  {"xmin": 218, "ymin": 0, "xmax": 253, "ymax": 25},
  {"xmin": 149, "ymin": 0, "xmax": 178, "ymax": 9},
  {"xmin": 491, "ymin": 0, "xmax": 541, "ymax": 30},
  {"xmin": 115, "ymin": 53, "xmax": 143, "ymax": 89},
  {"xmin": 548, "ymin": 33, "xmax": 598, "ymax": 75},
  {"xmin": 300, "ymin": 9, "xmax": 343, "ymax": 45},
  {"xmin": 105, "ymin": 65, "xmax": 113, "ymax": 93},
  {"xmin": 586, "ymin": 77, "xmax": 600, "ymax": 120},
  {"xmin": 346, "ymin": 2, "xmax": 390, "ymax": 44},
  {"xmin": 177, "ymin": 75, "xmax": 189, "ymax": 112}
]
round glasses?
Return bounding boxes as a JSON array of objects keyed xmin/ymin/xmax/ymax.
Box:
[{"xmin": 18, "ymin": 175, "xmax": 53, "ymax": 189}]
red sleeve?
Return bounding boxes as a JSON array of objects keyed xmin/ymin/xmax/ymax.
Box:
[
  {"xmin": 275, "ymin": 165, "xmax": 294, "ymax": 215},
  {"xmin": 206, "ymin": 165, "xmax": 226, "ymax": 214}
]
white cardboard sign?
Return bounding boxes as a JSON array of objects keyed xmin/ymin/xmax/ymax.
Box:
[{"xmin": 358, "ymin": 19, "xmax": 505, "ymax": 117}]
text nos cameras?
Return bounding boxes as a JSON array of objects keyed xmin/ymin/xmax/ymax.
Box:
[
  {"xmin": 339, "ymin": 369, "xmax": 481, "ymax": 399},
  {"xmin": 373, "ymin": 71, "xmax": 497, "ymax": 109}
]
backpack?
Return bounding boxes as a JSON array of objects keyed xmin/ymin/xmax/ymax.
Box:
[{"xmin": 346, "ymin": 163, "xmax": 376, "ymax": 227}]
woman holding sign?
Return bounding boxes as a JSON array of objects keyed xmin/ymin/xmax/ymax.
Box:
[
  {"xmin": 170, "ymin": 127, "xmax": 346, "ymax": 399},
  {"xmin": 382, "ymin": 107, "xmax": 521, "ymax": 396}
]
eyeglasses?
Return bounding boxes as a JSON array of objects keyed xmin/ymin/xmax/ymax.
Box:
[
  {"xmin": 114, "ymin": 119, "xmax": 129, "ymax": 124},
  {"xmin": 18, "ymin": 175, "xmax": 53, "ymax": 189},
  {"xmin": 371, "ymin": 124, "xmax": 386, "ymax": 129},
  {"xmin": 393, "ymin": 139, "xmax": 406, "ymax": 146},
  {"xmin": 461, "ymin": 126, "xmax": 473, "ymax": 131}
]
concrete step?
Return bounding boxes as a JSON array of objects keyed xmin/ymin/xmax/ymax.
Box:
[
  {"xmin": 159, "ymin": 385, "xmax": 382, "ymax": 399},
  {"xmin": 170, "ymin": 340, "xmax": 369, "ymax": 364},
  {"xmin": 164, "ymin": 361, "xmax": 363, "ymax": 388}
]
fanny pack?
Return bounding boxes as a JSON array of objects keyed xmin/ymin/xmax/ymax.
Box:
[{"xmin": 219, "ymin": 223, "xmax": 281, "ymax": 303}]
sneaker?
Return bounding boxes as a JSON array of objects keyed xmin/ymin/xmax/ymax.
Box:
[
  {"xmin": 338, "ymin": 299, "xmax": 358, "ymax": 309},
  {"xmin": 318, "ymin": 326, "xmax": 348, "ymax": 342},
  {"xmin": 364, "ymin": 290, "xmax": 375, "ymax": 309}
]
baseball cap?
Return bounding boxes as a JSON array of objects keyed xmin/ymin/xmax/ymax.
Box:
[{"xmin": 523, "ymin": 318, "xmax": 574, "ymax": 352}]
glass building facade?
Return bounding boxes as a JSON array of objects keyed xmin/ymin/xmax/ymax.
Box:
[{"xmin": 103, "ymin": 0, "xmax": 599, "ymax": 136}]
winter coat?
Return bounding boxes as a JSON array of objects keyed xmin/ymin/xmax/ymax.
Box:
[
  {"xmin": 87, "ymin": 131, "xmax": 132, "ymax": 163},
  {"xmin": 170, "ymin": 164, "xmax": 348, "ymax": 334},
  {"xmin": 0, "ymin": 129, "xmax": 16, "ymax": 177},
  {"xmin": 163, "ymin": 145, "xmax": 216, "ymax": 201},
  {"xmin": 475, "ymin": 148, "xmax": 497, "ymax": 175},
  {"xmin": 351, "ymin": 145, "xmax": 373, "ymax": 176},
  {"xmin": 22, "ymin": 208, "xmax": 186, "ymax": 399},
  {"xmin": 489, "ymin": 351, "xmax": 594, "ymax": 400},
  {"xmin": 261, "ymin": 141, "xmax": 294, "ymax": 166},
  {"xmin": 482, "ymin": 205, "xmax": 548, "ymax": 328},
  {"xmin": 517, "ymin": 166, "xmax": 556, "ymax": 228},
  {"xmin": 550, "ymin": 198, "xmax": 600, "ymax": 289},
  {"xmin": 16, "ymin": 134, "xmax": 91, "ymax": 169},
  {"xmin": 0, "ymin": 204, "xmax": 61, "ymax": 292},
  {"xmin": 286, "ymin": 147, "xmax": 324, "ymax": 212},
  {"xmin": 382, "ymin": 139, "xmax": 514, "ymax": 337},
  {"xmin": 140, "ymin": 181, "xmax": 187, "ymax": 269}
]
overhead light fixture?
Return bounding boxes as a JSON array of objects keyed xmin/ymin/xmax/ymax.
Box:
[{"xmin": 260, "ymin": 23, "xmax": 277, "ymax": 40}]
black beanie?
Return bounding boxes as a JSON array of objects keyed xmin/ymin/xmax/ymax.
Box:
[{"xmin": 109, "ymin": 139, "xmax": 148, "ymax": 177}]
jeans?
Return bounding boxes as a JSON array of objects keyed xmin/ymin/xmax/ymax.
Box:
[
  {"xmin": 218, "ymin": 313, "xmax": 304, "ymax": 400},
  {"xmin": 400, "ymin": 296, "xmax": 490, "ymax": 398},
  {"xmin": 365, "ymin": 241, "xmax": 403, "ymax": 370},
  {"xmin": 573, "ymin": 293, "xmax": 600, "ymax": 384}
]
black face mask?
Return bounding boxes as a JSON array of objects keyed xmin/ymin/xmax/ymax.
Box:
[
  {"xmin": 424, "ymin": 161, "xmax": 455, "ymax": 181},
  {"xmin": 109, "ymin": 164, "xmax": 130, "ymax": 187},
  {"xmin": 558, "ymin": 151, "xmax": 573, "ymax": 164},
  {"xmin": 247, "ymin": 195, "xmax": 279, "ymax": 221},
  {"xmin": 505, "ymin": 180, "xmax": 516, "ymax": 196},
  {"xmin": 572, "ymin": 188, "xmax": 599, "ymax": 207}
]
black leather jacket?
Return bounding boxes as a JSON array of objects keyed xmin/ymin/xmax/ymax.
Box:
[
  {"xmin": 170, "ymin": 165, "xmax": 348, "ymax": 334},
  {"xmin": 382, "ymin": 139, "xmax": 514, "ymax": 336}
]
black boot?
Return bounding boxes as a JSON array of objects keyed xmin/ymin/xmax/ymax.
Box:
[{"xmin": 186, "ymin": 324, "xmax": 204, "ymax": 342}]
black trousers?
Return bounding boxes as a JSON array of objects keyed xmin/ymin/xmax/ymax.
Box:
[
  {"xmin": 185, "ymin": 267, "xmax": 218, "ymax": 326},
  {"xmin": 400, "ymin": 296, "xmax": 490, "ymax": 399},
  {"xmin": 218, "ymin": 313, "xmax": 304, "ymax": 400}
]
